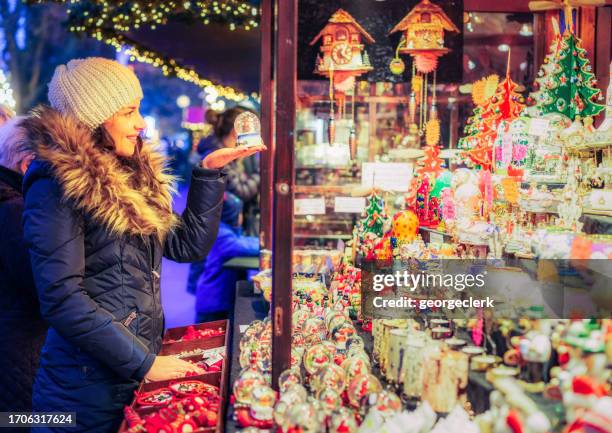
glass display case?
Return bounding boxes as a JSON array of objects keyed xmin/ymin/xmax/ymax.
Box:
[
  {"xmin": 292, "ymin": 6, "xmax": 540, "ymax": 246},
  {"xmin": 260, "ymin": 0, "xmax": 612, "ymax": 386}
]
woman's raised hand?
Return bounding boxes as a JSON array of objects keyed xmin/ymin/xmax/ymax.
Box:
[
  {"xmin": 144, "ymin": 355, "xmax": 205, "ymax": 382},
  {"xmin": 201, "ymin": 144, "xmax": 267, "ymax": 170}
]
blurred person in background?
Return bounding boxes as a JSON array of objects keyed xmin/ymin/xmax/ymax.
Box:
[
  {"xmin": 195, "ymin": 192, "xmax": 259, "ymax": 322},
  {"xmin": 0, "ymin": 104, "xmax": 15, "ymax": 127},
  {"xmin": 198, "ymin": 107, "xmax": 260, "ymax": 234},
  {"xmin": 186, "ymin": 107, "xmax": 261, "ymax": 294},
  {"xmin": 0, "ymin": 116, "xmax": 48, "ymax": 415}
]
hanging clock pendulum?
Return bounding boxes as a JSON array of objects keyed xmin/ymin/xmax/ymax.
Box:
[{"xmin": 328, "ymin": 62, "xmax": 336, "ymax": 145}]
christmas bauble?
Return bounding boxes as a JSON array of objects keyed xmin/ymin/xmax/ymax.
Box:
[
  {"xmin": 347, "ymin": 373, "xmax": 382, "ymax": 408},
  {"xmin": 389, "ymin": 58, "xmax": 406, "ymax": 75},
  {"xmin": 556, "ymin": 98, "xmax": 566, "ymax": 111},
  {"xmin": 391, "ymin": 210, "xmax": 419, "ymax": 242}
]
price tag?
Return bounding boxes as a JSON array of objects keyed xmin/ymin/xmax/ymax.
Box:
[
  {"xmin": 334, "ymin": 197, "xmax": 366, "ymax": 213},
  {"xmin": 204, "ymin": 352, "xmax": 225, "ymax": 367},
  {"xmin": 430, "ymin": 231, "xmax": 445, "ymax": 244},
  {"xmin": 528, "ymin": 118, "xmax": 550, "ymax": 137},
  {"xmin": 201, "ymin": 347, "xmax": 225, "ymax": 357},
  {"xmin": 362, "ymin": 162, "xmax": 412, "ymax": 192},
  {"xmin": 294, "ymin": 198, "xmax": 326, "ymax": 215},
  {"xmin": 239, "ymin": 325, "xmax": 249, "ymax": 333}
]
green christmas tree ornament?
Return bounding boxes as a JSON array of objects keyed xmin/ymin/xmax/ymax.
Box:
[
  {"xmin": 359, "ymin": 191, "xmax": 388, "ymax": 238},
  {"xmin": 535, "ymin": 30, "xmax": 604, "ymax": 121}
]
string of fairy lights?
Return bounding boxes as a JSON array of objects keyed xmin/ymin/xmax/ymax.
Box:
[{"xmin": 31, "ymin": 1, "xmax": 259, "ymax": 101}]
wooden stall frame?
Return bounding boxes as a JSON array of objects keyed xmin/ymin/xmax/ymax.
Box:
[
  {"xmin": 259, "ymin": 0, "xmax": 274, "ymax": 250},
  {"xmin": 270, "ymin": 0, "xmax": 297, "ymax": 387}
]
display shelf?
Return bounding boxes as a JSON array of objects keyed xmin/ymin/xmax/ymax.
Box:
[
  {"xmin": 582, "ymin": 209, "xmax": 612, "ymax": 217},
  {"xmin": 295, "ymin": 184, "xmax": 360, "ymax": 194},
  {"xmin": 225, "ymin": 281, "xmax": 269, "ymax": 433},
  {"xmin": 118, "ymin": 321, "xmax": 231, "ymax": 433},
  {"xmin": 581, "ymin": 213, "xmax": 612, "ymax": 234},
  {"xmin": 301, "ymin": 95, "xmax": 410, "ymax": 104},
  {"xmin": 356, "ymin": 323, "xmax": 567, "ymax": 431},
  {"xmin": 294, "ymin": 232, "xmax": 353, "ymax": 240},
  {"xmin": 419, "ymin": 226, "xmax": 454, "ymax": 243}
]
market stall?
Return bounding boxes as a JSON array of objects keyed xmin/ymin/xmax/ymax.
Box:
[{"xmin": 117, "ymin": 0, "xmax": 612, "ymax": 432}]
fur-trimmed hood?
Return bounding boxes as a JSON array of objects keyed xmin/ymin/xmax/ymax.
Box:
[{"xmin": 22, "ymin": 106, "xmax": 179, "ymax": 240}]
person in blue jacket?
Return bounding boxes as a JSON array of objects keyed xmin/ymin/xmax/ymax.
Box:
[
  {"xmin": 195, "ymin": 192, "xmax": 259, "ymax": 322},
  {"xmin": 20, "ymin": 58, "xmax": 264, "ymax": 433},
  {"xmin": 186, "ymin": 107, "xmax": 261, "ymax": 294}
]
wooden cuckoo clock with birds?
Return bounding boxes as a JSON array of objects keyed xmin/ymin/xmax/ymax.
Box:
[
  {"xmin": 389, "ymin": 0, "xmax": 459, "ymax": 152},
  {"xmin": 389, "ymin": 0, "xmax": 459, "ymax": 74},
  {"xmin": 310, "ymin": 8, "xmax": 374, "ymax": 86},
  {"xmin": 310, "ymin": 9, "xmax": 375, "ymax": 159}
]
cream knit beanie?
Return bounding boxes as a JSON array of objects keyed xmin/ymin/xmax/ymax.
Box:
[{"xmin": 48, "ymin": 57, "xmax": 143, "ymax": 129}]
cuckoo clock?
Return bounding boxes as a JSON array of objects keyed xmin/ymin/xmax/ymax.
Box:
[
  {"xmin": 390, "ymin": 0, "xmax": 459, "ymax": 74},
  {"xmin": 311, "ymin": 9, "xmax": 375, "ymax": 158},
  {"xmin": 389, "ymin": 0, "xmax": 459, "ymax": 150},
  {"xmin": 311, "ymin": 8, "xmax": 374, "ymax": 85}
]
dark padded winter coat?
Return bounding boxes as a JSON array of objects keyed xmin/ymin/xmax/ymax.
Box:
[
  {"xmin": 0, "ymin": 165, "xmax": 47, "ymax": 417},
  {"xmin": 21, "ymin": 107, "xmax": 225, "ymax": 433}
]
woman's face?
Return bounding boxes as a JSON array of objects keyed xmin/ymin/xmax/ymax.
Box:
[
  {"xmin": 103, "ymin": 98, "xmax": 146, "ymax": 157},
  {"xmin": 224, "ymin": 129, "xmax": 238, "ymax": 148}
]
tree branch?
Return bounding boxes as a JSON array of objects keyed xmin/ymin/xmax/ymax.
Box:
[
  {"xmin": 0, "ymin": 0, "xmax": 23, "ymax": 111},
  {"xmin": 27, "ymin": 8, "xmax": 50, "ymax": 103}
]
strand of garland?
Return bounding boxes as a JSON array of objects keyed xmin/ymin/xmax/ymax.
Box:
[{"xmin": 28, "ymin": 0, "xmax": 258, "ymax": 100}]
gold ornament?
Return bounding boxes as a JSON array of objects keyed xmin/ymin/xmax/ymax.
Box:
[
  {"xmin": 392, "ymin": 210, "xmax": 419, "ymax": 242},
  {"xmin": 471, "ymin": 74, "xmax": 499, "ymax": 106},
  {"xmin": 389, "ymin": 58, "xmax": 406, "ymax": 75},
  {"xmin": 425, "ymin": 118, "xmax": 441, "ymax": 146},
  {"xmin": 472, "ymin": 78, "xmax": 486, "ymax": 106},
  {"xmin": 412, "ymin": 74, "xmax": 423, "ymax": 101},
  {"xmin": 484, "ymin": 74, "xmax": 500, "ymax": 100}
]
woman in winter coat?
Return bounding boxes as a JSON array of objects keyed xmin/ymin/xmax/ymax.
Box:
[
  {"xmin": 0, "ymin": 116, "xmax": 47, "ymax": 416},
  {"xmin": 21, "ymin": 57, "xmax": 264, "ymax": 432}
]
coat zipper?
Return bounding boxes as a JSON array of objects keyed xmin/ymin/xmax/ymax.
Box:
[
  {"xmin": 123, "ymin": 311, "xmax": 137, "ymax": 327},
  {"xmin": 146, "ymin": 238, "xmax": 162, "ymax": 345}
]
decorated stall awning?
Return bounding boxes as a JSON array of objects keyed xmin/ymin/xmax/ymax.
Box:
[{"xmin": 32, "ymin": 0, "xmax": 261, "ymax": 101}]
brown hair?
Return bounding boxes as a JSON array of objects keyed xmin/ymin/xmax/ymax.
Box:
[
  {"xmin": 93, "ymin": 126, "xmax": 156, "ymax": 190},
  {"xmin": 206, "ymin": 106, "xmax": 254, "ymax": 139}
]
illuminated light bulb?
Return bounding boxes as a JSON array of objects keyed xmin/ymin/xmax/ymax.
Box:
[{"xmin": 519, "ymin": 23, "xmax": 533, "ymax": 37}]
